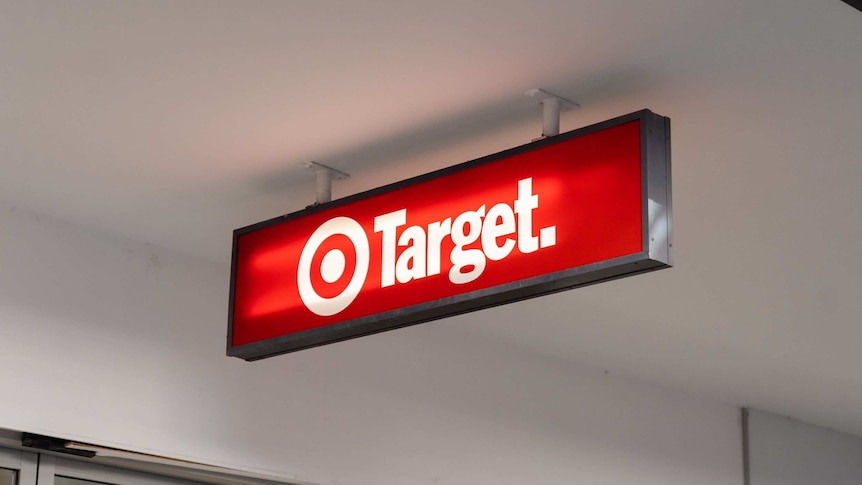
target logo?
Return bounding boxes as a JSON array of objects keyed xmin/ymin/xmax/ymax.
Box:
[
  {"xmin": 297, "ymin": 217, "xmax": 370, "ymax": 316},
  {"xmin": 296, "ymin": 177, "xmax": 556, "ymax": 316}
]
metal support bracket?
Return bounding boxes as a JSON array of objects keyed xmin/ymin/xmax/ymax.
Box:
[
  {"xmin": 525, "ymin": 88, "xmax": 579, "ymax": 139},
  {"xmin": 304, "ymin": 161, "xmax": 350, "ymax": 205}
]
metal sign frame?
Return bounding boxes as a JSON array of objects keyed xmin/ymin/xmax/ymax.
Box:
[{"xmin": 228, "ymin": 109, "xmax": 671, "ymax": 361}]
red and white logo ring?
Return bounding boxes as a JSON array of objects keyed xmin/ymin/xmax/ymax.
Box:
[{"xmin": 297, "ymin": 217, "xmax": 370, "ymax": 316}]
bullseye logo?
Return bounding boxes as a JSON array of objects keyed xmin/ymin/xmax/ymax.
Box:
[{"xmin": 297, "ymin": 217, "xmax": 370, "ymax": 316}]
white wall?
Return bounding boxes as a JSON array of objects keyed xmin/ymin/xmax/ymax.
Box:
[
  {"xmin": 748, "ymin": 409, "xmax": 862, "ymax": 485},
  {"xmin": 0, "ymin": 202, "xmax": 742, "ymax": 485}
]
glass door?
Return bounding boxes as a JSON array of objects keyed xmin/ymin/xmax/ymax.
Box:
[
  {"xmin": 54, "ymin": 479, "xmax": 112, "ymax": 485},
  {"xmin": 0, "ymin": 468, "xmax": 18, "ymax": 485},
  {"xmin": 0, "ymin": 447, "xmax": 37, "ymax": 485},
  {"xmin": 0, "ymin": 445, "xmax": 290, "ymax": 485},
  {"xmin": 0, "ymin": 447, "xmax": 220, "ymax": 485},
  {"xmin": 38, "ymin": 455, "xmax": 204, "ymax": 485}
]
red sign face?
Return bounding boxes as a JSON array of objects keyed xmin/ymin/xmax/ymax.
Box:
[{"xmin": 228, "ymin": 110, "xmax": 671, "ymax": 360}]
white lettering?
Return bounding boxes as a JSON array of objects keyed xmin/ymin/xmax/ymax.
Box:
[
  {"xmin": 481, "ymin": 203, "xmax": 516, "ymax": 261},
  {"xmin": 427, "ymin": 218, "xmax": 452, "ymax": 277},
  {"xmin": 514, "ymin": 178, "xmax": 539, "ymax": 253},
  {"xmin": 303, "ymin": 177, "xmax": 557, "ymax": 315},
  {"xmin": 449, "ymin": 205, "xmax": 486, "ymax": 284},
  {"xmin": 396, "ymin": 225, "xmax": 427, "ymax": 283},
  {"xmin": 374, "ymin": 209, "xmax": 406, "ymax": 287}
]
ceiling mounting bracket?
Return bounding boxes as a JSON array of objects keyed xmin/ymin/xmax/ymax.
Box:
[
  {"xmin": 304, "ymin": 161, "xmax": 350, "ymax": 206},
  {"xmin": 525, "ymin": 88, "xmax": 579, "ymax": 140}
]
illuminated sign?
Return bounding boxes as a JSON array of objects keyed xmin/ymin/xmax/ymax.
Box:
[{"xmin": 228, "ymin": 109, "xmax": 671, "ymax": 360}]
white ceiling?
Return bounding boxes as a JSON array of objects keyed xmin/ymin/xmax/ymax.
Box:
[{"xmin": 2, "ymin": 0, "xmax": 862, "ymax": 438}]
